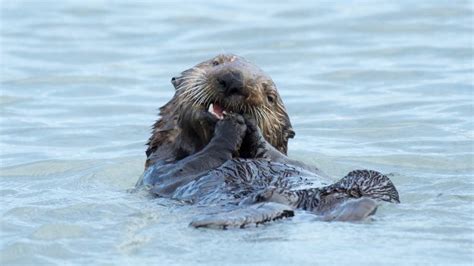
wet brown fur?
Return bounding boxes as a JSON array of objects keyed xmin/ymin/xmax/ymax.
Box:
[{"xmin": 145, "ymin": 54, "xmax": 295, "ymax": 168}]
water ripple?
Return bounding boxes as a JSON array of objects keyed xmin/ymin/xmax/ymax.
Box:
[{"xmin": 1, "ymin": 0, "xmax": 473, "ymax": 265}]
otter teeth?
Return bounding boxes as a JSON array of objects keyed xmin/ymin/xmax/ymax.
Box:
[{"xmin": 208, "ymin": 103, "xmax": 224, "ymax": 120}]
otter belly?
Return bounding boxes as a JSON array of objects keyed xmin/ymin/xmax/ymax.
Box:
[{"xmin": 168, "ymin": 159, "xmax": 331, "ymax": 205}]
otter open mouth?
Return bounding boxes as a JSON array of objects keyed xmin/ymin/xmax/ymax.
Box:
[
  {"xmin": 208, "ymin": 103, "xmax": 226, "ymax": 120},
  {"xmin": 208, "ymin": 102, "xmax": 249, "ymax": 120}
]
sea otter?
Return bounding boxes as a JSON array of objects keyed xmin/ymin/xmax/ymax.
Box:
[{"xmin": 135, "ymin": 54, "xmax": 399, "ymax": 228}]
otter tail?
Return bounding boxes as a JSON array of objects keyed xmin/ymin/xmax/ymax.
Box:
[{"xmin": 190, "ymin": 202, "xmax": 294, "ymax": 229}]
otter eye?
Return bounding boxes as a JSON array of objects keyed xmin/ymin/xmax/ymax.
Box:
[
  {"xmin": 212, "ymin": 60, "xmax": 220, "ymax": 66},
  {"xmin": 267, "ymin": 95, "xmax": 275, "ymax": 103}
]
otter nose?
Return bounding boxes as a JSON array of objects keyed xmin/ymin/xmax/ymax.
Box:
[{"xmin": 216, "ymin": 70, "xmax": 248, "ymax": 97}]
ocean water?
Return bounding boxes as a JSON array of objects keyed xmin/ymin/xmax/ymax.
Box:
[{"xmin": 1, "ymin": 0, "xmax": 473, "ymax": 265}]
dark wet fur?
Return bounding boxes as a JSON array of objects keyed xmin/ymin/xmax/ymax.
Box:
[
  {"xmin": 145, "ymin": 54, "xmax": 294, "ymax": 168},
  {"xmin": 137, "ymin": 55, "xmax": 400, "ymax": 228}
]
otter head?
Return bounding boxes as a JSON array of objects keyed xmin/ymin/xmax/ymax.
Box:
[{"xmin": 146, "ymin": 54, "xmax": 294, "ymax": 166}]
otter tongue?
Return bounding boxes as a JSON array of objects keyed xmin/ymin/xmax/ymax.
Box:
[
  {"xmin": 213, "ymin": 103, "xmax": 224, "ymax": 116},
  {"xmin": 208, "ymin": 103, "xmax": 225, "ymax": 119}
]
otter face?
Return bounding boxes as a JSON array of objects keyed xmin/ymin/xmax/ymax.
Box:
[{"xmin": 171, "ymin": 54, "xmax": 295, "ymax": 154}]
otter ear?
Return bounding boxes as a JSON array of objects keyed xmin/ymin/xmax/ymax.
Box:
[
  {"xmin": 171, "ymin": 69, "xmax": 195, "ymax": 90},
  {"xmin": 285, "ymin": 127, "xmax": 295, "ymax": 140},
  {"xmin": 171, "ymin": 76, "xmax": 180, "ymax": 88}
]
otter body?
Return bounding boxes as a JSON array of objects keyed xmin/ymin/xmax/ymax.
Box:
[{"xmin": 137, "ymin": 54, "xmax": 399, "ymax": 228}]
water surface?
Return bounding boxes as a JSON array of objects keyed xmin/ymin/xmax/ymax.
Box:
[{"xmin": 1, "ymin": 0, "xmax": 473, "ymax": 265}]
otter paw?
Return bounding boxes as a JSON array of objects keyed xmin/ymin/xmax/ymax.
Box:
[
  {"xmin": 198, "ymin": 109, "xmax": 220, "ymax": 126},
  {"xmin": 243, "ymin": 116, "xmax": 262, "ymax": 142},
  {"xmin": 214, "ymin": 112, "xmax": 247, "ymax": 141},
  {"xmin": 240, "ymin": 115, "xmax": 269, "ymax": 158}
]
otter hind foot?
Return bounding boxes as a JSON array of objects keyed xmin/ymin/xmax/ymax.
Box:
[
  {"xmin": 337, "ymin": 169, "xmax": 400, "ymax": 203},
  {"xmin": 190, "ymin": 202, "xmax": 294, "ymax": 229},
  {"xmin": 239, "ymin": 170, "xmax": 399, "ymax": 223}
]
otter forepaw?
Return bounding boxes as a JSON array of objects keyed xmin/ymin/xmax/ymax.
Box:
[
  {"xmin": 198, "ymin": 109, "xmax": 220, "ymax": 126},
  {"xmin": 216, "ymin": 112, "xmax": 246, "ymax": 135},
  {"xmin": 213, "ymin": 113, "xmax": 247, "ymax": 151},
  {"xmin": 239, "ymin": 115, "xmax": 269, "ymax": 158}
]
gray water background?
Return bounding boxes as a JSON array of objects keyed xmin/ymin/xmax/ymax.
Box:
[{"xmin": 1, "ymin": 0, "xmax": 473, "ymax": 265}]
